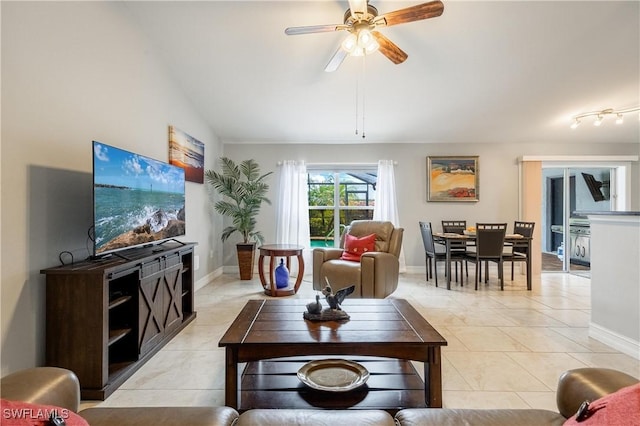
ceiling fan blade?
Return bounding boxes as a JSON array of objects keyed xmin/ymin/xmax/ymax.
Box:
[
  {"xmin": 285, "ymin": 24, "xmax": 346, "ymax": 35},
  {"xmin": 324, "ymin": 46, "xmax": 349, "ymax": 72},
  {"xmin": 374, "ymin": 0, "xmax": 444, "ymax": 27},
  {"xmin": 372, "ymin": 31, "xmax": 408, "ymax": 64},
  {"xmin": 348, "ymin": 0, "xmax": 368, "ymax": 19}
]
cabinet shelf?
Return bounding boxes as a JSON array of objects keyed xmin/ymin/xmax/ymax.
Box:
[
  {"xmin": 108, "ymin": 328, "xmax": 132, "ymax": 346},
  {"xmin": 109, "ymin": 295, "xmax": 132, "ymax": 310}
]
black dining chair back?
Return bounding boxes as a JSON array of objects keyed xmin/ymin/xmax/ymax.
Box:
[
  {"xmin": 513, "ymin": 221, "xmax": 535, "ymax": 255},
  {"xmin": 476, "ymin": 223, "xmax": 507, "ymax": 258},
  {"xmin": 419, "ymin": 222, "xmax": 440, "ymax": 284},
  {"xmin": 505, "ymin": 221, "xmax": 535, "ymax": 287},
  {"xmin": 465, "ymin": 223, "xmax": 507, "ymax": 290},
  {"xmin": 442, "ymin": 220, "xmax": 467, "ymax": 234},
  {"xmin": 419, "ymin": 221, "xmax": 464, "ymax": 287},
  {"xmin": 420, "ymin": 221, "xmax": 438, "ymax": 256}
]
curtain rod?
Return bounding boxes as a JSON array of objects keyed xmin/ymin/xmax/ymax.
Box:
[{"xmin": 276, "ymin": 161, "xmax": 397, "ymax": 166}]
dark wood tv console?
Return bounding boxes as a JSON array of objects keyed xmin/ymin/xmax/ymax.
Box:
[{"xmin": 41, "ymin": 242, "xmax": 197, "ymax": 400}]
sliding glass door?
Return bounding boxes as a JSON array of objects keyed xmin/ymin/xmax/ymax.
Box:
[{"xmin": 541, "ymin": 167, "xmax": 613, "ymax": 275}]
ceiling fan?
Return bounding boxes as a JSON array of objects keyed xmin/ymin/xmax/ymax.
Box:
[{"xmin": 285, "ymin": 0, "xmax": 444, "ymax": 72}]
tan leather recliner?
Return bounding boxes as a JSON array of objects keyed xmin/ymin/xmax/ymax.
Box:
[{"xmin": 313, "ymin": 220, "xmax": 404, "ymax": 298}]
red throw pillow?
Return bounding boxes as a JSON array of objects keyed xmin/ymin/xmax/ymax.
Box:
[
  {"xmin": 341, "ymin": 233, "xmax": 376, "ymax": 262},
  {"xmin": 0, "ymin": 399, "xmax": 89, "ymax": 426},
  {"xmin": 563, "ymin": 382, "xmax": 640, "ymax": 426}
]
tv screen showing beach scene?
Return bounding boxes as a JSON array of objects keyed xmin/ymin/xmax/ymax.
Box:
[{"xmin": 93, "ymin": 141, "xmax": 186, "ymax": 256}]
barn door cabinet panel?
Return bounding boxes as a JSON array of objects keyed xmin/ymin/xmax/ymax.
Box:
[{"xmin": 41, "ymin": 242, "xmax": 197, "ymax": 400}]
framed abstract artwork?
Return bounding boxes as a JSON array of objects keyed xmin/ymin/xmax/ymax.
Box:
[
  {"xmin": 427, "ymin": 156, "xmax": 479, "ymax": 202},
  {"xmin": 169, "ymin": 125, "xmax": 205, "ymax": 183}
]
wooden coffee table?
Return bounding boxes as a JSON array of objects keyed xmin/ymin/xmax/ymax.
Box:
[{"xmin": 218, "ymin": 298, "xmax": 447, "ymax": 412}]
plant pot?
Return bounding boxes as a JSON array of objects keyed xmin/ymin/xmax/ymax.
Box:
[{"xmin": 236, "ymin": 243, "xmax": 256, "ymax": 280}]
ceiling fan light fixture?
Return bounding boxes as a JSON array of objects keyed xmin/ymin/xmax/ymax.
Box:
[
  {"xmin": 358, "ymin": 28, "xmax": 379, "ymax": 54},
  {"xmin": 358, "ymin": 28, "xmax": 373, "ymax": 45},
  {"xmin": 365, "ymin": 38, "xmax": 380, "ymax": 54},
  {"xmin": 570, "ymin": 119, "xmax": 580, "ymax": 129},
  {"xmin": 341, "ymin": 33, "xmax": 358, "ymax": 53},
  {"xmin": 616, "ymin": 113, "xmax": 624, "ymax": 124}
]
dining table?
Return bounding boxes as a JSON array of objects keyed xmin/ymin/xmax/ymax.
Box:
[{"xmin": 433, "ymin": 232, "xmax": 532, "ymax": 290}]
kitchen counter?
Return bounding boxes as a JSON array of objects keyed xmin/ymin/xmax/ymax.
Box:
[
  {"xmin": 577, "ymin": 211, "xmax": 640, "ymax": 216},
  {"xmin": 585, "ymin": 213, "xmax": 639, "ymax": 360}
]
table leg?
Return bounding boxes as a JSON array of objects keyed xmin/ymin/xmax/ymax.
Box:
[
  {"xmin": 293, "ymin": 253, "xmax": 304, "ymax": 293},
  {"xmin": 445, "ymin": 240, "xmax": 452, "ymax": 290},
  {"xmin": 258, "ymin": 254, "xmax": 267, "ymax": 290},
  {"xmin": 424, "ymin": 346, "xmax": 443, "ymax": 408},
  {"xmin": 224, "ymin": 348, "xmax": 239, "ymax": 409},
  {"xmin": 269, "ymin": 255, "xmax": 276, "ymax": 294},
  {"xmin": 526, "ymin": 241, "xmax": 532, "ymax": 291}
]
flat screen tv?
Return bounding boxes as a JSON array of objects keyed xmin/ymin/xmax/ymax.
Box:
[
  {"xmin": 92, "ymin": 141, "xmax": 186, "ymax": 257},
  {"xmin": 581, "ymin": 172, "xmax": 607, "ymax": 202}
]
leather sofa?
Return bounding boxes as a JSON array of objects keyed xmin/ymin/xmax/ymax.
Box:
[
  {"xmin": 312, "ymin": 220, "xmax": 404, "ymax": 298},
  {"xmin": 1, "ymin": 366, "xmax": 638, "ymax": 425}
]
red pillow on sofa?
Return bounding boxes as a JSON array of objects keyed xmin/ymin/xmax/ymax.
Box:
[
  {"xmin": 0, "ymin": 399, "xmax": 89, "ymax": 426},
  {"xmin": 563, "ymin": 382, "xmax": 640, "ymax": 426},
  {"xmin": 341, "ymin": 233, "xmax": 376, "ymax": 262}
]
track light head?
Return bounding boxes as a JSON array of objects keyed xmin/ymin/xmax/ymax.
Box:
[{"xmin": 593, "ymin": 115, "xmax": 603, "ymax": 126}]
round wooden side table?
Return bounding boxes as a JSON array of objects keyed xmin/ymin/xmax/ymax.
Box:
[{"xmin": 258, "ymin": 244, "xmax": 305, "ymax": 297}]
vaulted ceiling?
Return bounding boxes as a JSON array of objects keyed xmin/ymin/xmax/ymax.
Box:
[{"xmin": 124, "ymin": 1, "xmax": 639, "ymax": 144}]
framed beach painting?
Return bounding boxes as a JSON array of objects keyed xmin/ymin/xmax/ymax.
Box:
[
  {"xmin": 427, "ymin": 156, "xmax": 479, "ymax": 202},
  {"xmin": 169, "ymin": 126, "xmax": 205, "ymax": 183}
]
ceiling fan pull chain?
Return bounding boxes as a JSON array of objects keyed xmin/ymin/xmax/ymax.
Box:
[
  {"xmin": 355, "ymin": 63, "xmax": 359, "ymax": 136},
  {"xmin": 362, "ymin": 54, "xmax": 366, "ymax": 139}
]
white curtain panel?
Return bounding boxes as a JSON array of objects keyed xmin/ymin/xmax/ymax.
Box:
[
  {"xmin": 373, "ymin": 159, "xmax": 406, "ymax": 273},
  {"xmin": 275, "ymin": 160, "xmax": 311, "ymax": 275}
]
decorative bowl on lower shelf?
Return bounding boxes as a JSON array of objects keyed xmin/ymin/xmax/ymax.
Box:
[{"xmin": 297, "ymin": 359, "xmax": 369, "ymax": 392}]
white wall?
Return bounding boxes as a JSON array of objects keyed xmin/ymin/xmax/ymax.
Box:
[
  {"xmin": 1, "ymin": 2, "xmax": 223, "ymax": 375},
  {"xmin": 224, "ymin": 143, "xmax": 639, "ymax": 271},
  {"xmin": 589, "ymin": 214, "xmax": 640, "ymax": 359}
]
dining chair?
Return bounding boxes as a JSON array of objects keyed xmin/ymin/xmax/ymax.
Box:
[
  {"xmin": 441, "ymin": 220, "xmax": 469, "ymax": 279},
  {"xmin": 504, "ymin": 221, "xmax": 535, "ymax": 282},
  {"xmin": 419, "ymin": 221, "xmax": 465, "ymax": 287},
  {"xmin": 464, "ymin": 223, "xmax": 507, "ymax": 290}
]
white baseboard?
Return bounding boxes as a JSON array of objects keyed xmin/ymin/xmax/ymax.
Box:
[
  {"xmin": 589, "ymin": 322, "xmax": 640, "ymax": 360},
  {"xmin": 195, "ymin": 267, "xmax": 224, "ymax": 291}
]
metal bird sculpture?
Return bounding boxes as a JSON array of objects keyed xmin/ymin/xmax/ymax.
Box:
[
  {"xmin": 306, "ymin": 294, "xmax": 323, "ymax": 314},
  {"xmin": 322, "ymin": 282, "xmax": 355, "ymax": 310}
]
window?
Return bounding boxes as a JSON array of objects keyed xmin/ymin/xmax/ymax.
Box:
[{"xmin": 308, "ymin": 168, "xmax": 377, "ymax": 248}]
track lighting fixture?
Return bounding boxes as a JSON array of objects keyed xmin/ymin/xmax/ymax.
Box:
[{"xmin": 570, "ymin": 106, "xmax": 639, "ymax": 129}]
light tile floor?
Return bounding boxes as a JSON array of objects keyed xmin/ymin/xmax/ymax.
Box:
[{"xmin": 83, "ymin": 270, "xmax": 640, "ymax": 412}]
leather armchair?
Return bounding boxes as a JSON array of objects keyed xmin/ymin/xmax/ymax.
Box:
[
  {"xmin": 312, "ymin": 220, "xmax": 404, "ymax": 298},
  {"xmin": 0, "ymin": 367, "xmax": 80, "ymax": 412}
]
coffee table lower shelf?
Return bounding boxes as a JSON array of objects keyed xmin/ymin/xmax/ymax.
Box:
[{"xmin": 238, "ymin": 356, "xmax": 427, "ymax": 415}]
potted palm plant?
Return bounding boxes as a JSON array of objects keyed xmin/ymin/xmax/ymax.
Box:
[{"xmin": 205, "ymin": 157, "xmax": 272, "ymax": 280}]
